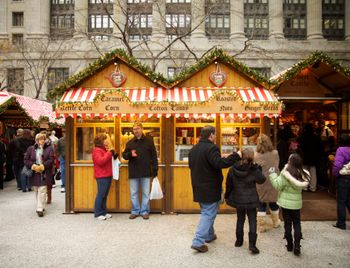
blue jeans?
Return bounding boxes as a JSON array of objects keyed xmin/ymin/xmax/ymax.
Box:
[
  {"xmin": 21, "ymin": 173, "xmax": 31, "ymax": 191},
  {"xmin": 94, "ymin": 177, "xmax": 112, "ymax": 217},
  {"xmin": 192, "ymin": 202, "xmax": 219, "ymax": 247},
  {"xmin": 336, "ymin": 177, "xmax": 350, "ymax": 228},
  {"xmin": 59, "ymin": 156, "xmax": 65, "ymax": 188},
  {"xmin": 129, "ymin": 177, "xmax": 150, "ymax": 215},
  {"xmin": 258, "ymin": 202, "xmax": 279, "ymax": 212}
]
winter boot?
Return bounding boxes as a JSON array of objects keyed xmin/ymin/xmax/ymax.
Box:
[
  {"xmin": 248, "ymin": 232, "xmax": 259, "ymax": 254},
  {"xmin": 235, "ymin": 231, "xmax": 244, "ymax": 247},
  {"xmin": 257, "ymin": 212, "xmax": 267, "ymax": 233},
  {"xmin": 284, "ymin": 233, "xmax": 293, "ymax": 252},
  {"xmin": 270, "ymin": 210, "xmax": 281, "ymax": 228},
  {"xmin": 293, "ymin": 235, "xmax": 302, "ymax": 256}
]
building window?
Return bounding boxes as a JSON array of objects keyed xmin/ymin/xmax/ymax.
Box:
[
  {"xmin": 244, "ymin": 0, "xmax": 269, "ymax": 39},
  {"xmin": 128, "ymin": 0, "xmax": 152, "ymax": 3},
  {"xmin": 90, "ymin": 35, "xmax": 110, "ymax": 41},
  {"xmin": 283, "ymin": 0, "xmax": 306, "ymax": 39},
  {"xmin": 89, "ymin": 15, "xmax": 113, "ymax": 29},
  {"xmin": 251, "ymin": 67, "xmax": 271, "ymax": 78},
  {"xmin": 12, "ymin": 12, "xmax": 24, "ymax": 27},
  {"xmin": 7, "ymin": 69, "xmax": 24, "ymax": 95},
  {"xmin": 128, "ymin": 14, "xmax": 153, "ymax": 28},
  {"xmin": 205, "ymin": 0, "xmax": 230, "ymax": 39},
  {"xmin": 167, "ymin": 67, "xmax": 182, "ymax": 78},
  {"xmin": 12, "ymin": 34, "xmax": 23, "ymax": 46},
  {"xmin": 50, "ymin": 1, "xmax": 74, "ymax": 39},
  {"xmin": 89, "ymin": 0, "xmax": 113, "ymax": 3},
  {"xmin": 51, "ymin": 0, "xmax": 75, "ymax": 3},
  {"xmin": 322, "ymin": 0, "xmax": 345, "ymax": 40},
  {"xmin": 47, "ymin": 68, "xmax": 69, "ymax": 91},
  {"xmin": 166, "ymin": 0, "xmax": 191, "ymax": 38},
  {"xmin": 129, "ymin": 34, "xmax": 150, "ymax": 40}
]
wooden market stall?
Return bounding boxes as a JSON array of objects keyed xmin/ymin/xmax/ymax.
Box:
[
  {"xmin": 0, "ymin": 90, "xmax": 64, "ymax": 139},
  {"xmin": 51, "ymin": 49, "xmax": 282, "ymax": 214},
  {"xmin": 270, "ymin": 51, "xmax": 350, "ymax": 194}
]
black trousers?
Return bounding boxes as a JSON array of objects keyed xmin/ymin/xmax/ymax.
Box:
[
  {"xmin": 281, "ymin": 208, "xmax": 302, "ymax": 240},
  {"xmin": 236, "ymin": 208, "xmax": 257, "ymax": 234}
]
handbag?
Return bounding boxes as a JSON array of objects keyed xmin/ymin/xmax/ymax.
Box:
[
  {"xmin": 112, "ymin": 157, "xmax": 121, "ymax": 180},
  {"xmin": 150, "ymin": 177, "xmax": 163, "ymax": 200},
  {"xmin": 21, "ymin": 165, "xmax": 33, "ymax": 177},
  {"xmin": 339, "ymin": 161, "xmax": 350, "ymax": 175}
]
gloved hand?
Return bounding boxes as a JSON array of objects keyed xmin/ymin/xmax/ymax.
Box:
[
  {"xmin": 37, "ymin": 164, "xmax": 45, "ymax": 173},
  {"xmin": 268, "ymin": 167, "xmax": 275, "ymax": 174},
  {"xmin": 31, "ymin": 164, "xmax": 40, "ymax": 172}
]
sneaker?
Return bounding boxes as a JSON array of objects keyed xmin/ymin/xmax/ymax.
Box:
[
  {"xmin": 60, "ymin": 187, "xmax": 65, "ymax": 193},
  {"xmin": 96, "ymin": 215, "xmax": 106, "ymax": 221},
  {"xmin": 105, "ymin": 214, "xmax": 112, "ymax": 219}
]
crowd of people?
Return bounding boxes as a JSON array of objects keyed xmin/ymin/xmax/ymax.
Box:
[
  {"xmin": 1, "ymin": 121, "xmax": 349, "ymax": 256},
  {"xmin": 0, "ymin": 128, "xmax": 66, "ymax": 217}
]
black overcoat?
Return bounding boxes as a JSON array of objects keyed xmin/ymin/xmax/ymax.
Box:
[{"xmin": 188, "ymin": 138, "xmax": 240, "ymax": 203}]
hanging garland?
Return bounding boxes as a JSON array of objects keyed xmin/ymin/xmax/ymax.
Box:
[{"xmin": 271, "ymin": 50, "xmax": 350, "ymax": 85}]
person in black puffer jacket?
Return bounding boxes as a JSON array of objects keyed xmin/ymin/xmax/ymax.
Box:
[{"xmin": 225, "ymin": 147, "xmax": 266, "ymax": 254}]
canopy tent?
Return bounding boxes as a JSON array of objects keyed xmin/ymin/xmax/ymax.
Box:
[
  {"xmin": 0, "ymin": 90, "xmax": 64, "ymax": 127},
  {"xmin": 56, "ymin": 86, "xmax": 281, "ymax": 119}
]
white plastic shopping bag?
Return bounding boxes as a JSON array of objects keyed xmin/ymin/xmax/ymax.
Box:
[
  {"xmin": 150, "ymin": 177, "xmax": 163, "ymax": 200},
  {"xmin": 112, "ymin": 157, "xmax": 121, "ymax": 180}
]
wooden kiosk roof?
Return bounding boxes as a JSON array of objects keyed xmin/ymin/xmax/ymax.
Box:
[
  {"xmin": 270, "ymin": 51, "xmax": 350, "ymax": 100},
  {"xmin": 53, "ymin": 49, "xmax": 282, "ymax": 118}
]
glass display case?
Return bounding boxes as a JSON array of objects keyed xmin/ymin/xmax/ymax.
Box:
[
  {"xmin": 221, "ymin": 117, "xmax": 261, "ymax": 155},
  {"xmin": 174, "ymin": 116, "xmax": 215, "ymax": 162}
]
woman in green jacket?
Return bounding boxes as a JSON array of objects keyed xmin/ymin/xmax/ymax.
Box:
[{"xmin": 269, "ymin": 153, "xmax": 310, "ymax": 256}]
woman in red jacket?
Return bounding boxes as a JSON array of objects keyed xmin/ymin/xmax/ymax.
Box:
[{"xmin": 92, "ymin": 133, "xmax": 117, "ymax": 221}]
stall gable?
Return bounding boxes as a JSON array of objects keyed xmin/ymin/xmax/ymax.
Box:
[
  {"xmin": 78, "ymin": 62, "xmax": 160, "ymax": 89},
  {"xmin": 277, "ymin": 70, "xmax": 334, "ymax": 98},
  {"xmin": 177, "ymin": 62, "xmax": 260, "ymax": 88}
]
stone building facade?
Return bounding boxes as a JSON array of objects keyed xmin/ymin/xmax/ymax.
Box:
[{"xmin": 0, "ymin": 0, "xmax": 349, "ymax": 100}]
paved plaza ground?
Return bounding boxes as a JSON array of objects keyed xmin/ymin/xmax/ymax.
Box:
[{"xmin": 0, "ymin": 180, "xmax": 349, "ymax": 268}]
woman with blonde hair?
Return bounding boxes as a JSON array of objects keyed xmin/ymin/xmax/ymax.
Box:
[
  {"xmin": 24, "ymin": 133, "xmax": 54, "ymax": 217},
  {"xmin": 255, "ymin": 134, "xmax": 280, "ymax": 232}
]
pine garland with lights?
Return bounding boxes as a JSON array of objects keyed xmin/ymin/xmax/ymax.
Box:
[{"xmin": 271, "ymin": 50, "xmax": 350, "ymax": 85}]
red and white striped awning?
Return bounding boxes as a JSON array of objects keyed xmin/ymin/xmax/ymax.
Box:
[
  {"xmin": 167, "ymin": 87, "xmax": 277, "ymax": 102},
  {"xmin": 0, "ymin": 91, "xmax": 64, "ymax": 125},
  {"xmin": 60, "ymin": 87, "xmax": 278, "ymax": 103},
  {"xmin": 60, "ymin": 87, "xmax": 167, "ymax": 103}
]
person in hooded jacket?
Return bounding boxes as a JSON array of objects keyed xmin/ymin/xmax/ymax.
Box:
[
  {"xmin": 269, "ymin": 153, "xmax": 310, "ymax": 256},
  {"xmin": 225, "ymin": 147, "xmax": 266, "ymax": 255},
  {"xmin": 24, "ymin": 133, "xmax": 54, "ymax": 217},
  {"xmin": 332, "ymin": 133, "xmax": 350, "ymax": 230}
]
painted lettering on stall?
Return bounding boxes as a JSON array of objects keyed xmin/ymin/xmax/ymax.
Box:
[
  {"xmin": 78, "ymin": 106, "xmax": 92, "ymax": 111},
  {"xmin": 105, "ymin": 105, "xmax": 120, "ymax": 111},
  {"xmin": 100, "ymin": 96, "xmax": 124, "ymax": 102},
  {"xmin": 170, "ymin": 104, "xmax": 189, "ymax": 111},
  {"xmin": 149, "ymin": 105, "xmax": 168, "ymax": 111},
  {"xmin": 245, "ymin": 105, "xmax": 262, "ymax": 112},
  {"xmin": 219, "ymin": 106, "xmax": 233, "ymax": 111},
  {"xmin": 216, "ymin": 96, "xmax": 236, "ymax": 102}
]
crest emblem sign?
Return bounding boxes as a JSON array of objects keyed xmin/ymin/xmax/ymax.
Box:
[
  {"xmin": 209, "ymin": 62, "xmax": 227, "ymax": 87},
  {"xmin": 108, "ymin": 63, "xmax": 126, "ymax": 87}
]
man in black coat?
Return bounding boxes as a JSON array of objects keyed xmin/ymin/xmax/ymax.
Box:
[
  {"xmin": 122, "ymin": 121, "xmax": 158, "ymax": 220},
  {"xmin": 189, "ymin": 125, "xmax": 240, "ymax": 253}
]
